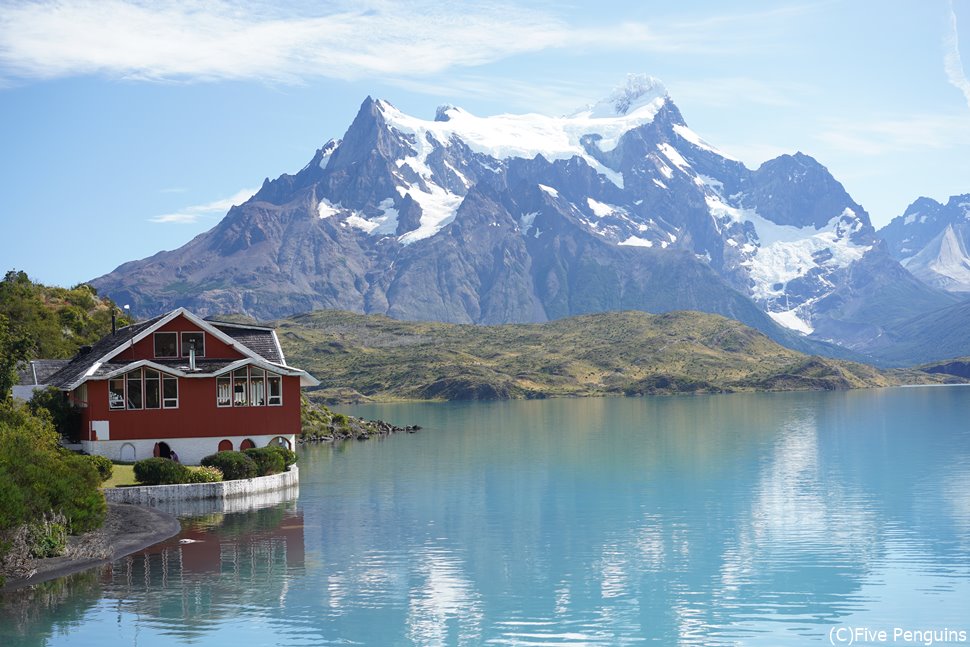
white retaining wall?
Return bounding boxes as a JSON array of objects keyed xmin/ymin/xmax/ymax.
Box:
[
  {"xmin": 103, "ymin": 465, "xmax": 299, "ymax": 508},
  {"xmin": 81, "ymin": 434, "xmax": 295, "ymax": 466}
]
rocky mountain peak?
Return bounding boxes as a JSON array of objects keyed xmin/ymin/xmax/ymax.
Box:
[{"xmin": 584, "ymin": 74, "xmax": 668, "ymax": 117}]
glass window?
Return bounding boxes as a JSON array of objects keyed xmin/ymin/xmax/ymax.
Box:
[
  {"xmin": 217, "ymin": 375, "xmax": 231, "ymax": 407},
  {"xmin": 267, "ymin": 374, "xmax": 282, "ymax": 406},
  {"xmin": 145, "ymin": 369, "xmax": 161, "ymax": 409},
  {"xmin": 126, "ymin": 370, "xmax": 143, "ymax": 409},
  {"xmin": 109, "ymin": 378, "xmax": 125, "ymax": 409},
  {"xmin": 250, "ymin": 368, "xmax": 265, "ymax": 406},
  {"xmin": 154, "ymin": 332, "xmax": 178, "ymax": 358},
  {"xmin": 233, "ymin": 368, "xmax": 248, "ymax": 406},
  {"xmin": 163, "ymin": 375, "xmax": 178, "ymax": 408},
  {"xmin": 181, "ymin": 332, "xmax": 205, "ymax": 358}
]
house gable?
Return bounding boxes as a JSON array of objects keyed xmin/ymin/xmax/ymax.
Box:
[
  {"xmin": 119, "ymin": 314, "xmax": 246, "ymax": 363},
  {"xmin": 48, "ymin": 307, "xmax": 318, "ymax": 392}
]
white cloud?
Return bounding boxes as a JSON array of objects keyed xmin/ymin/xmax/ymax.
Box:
[
  {"xmin": 0, "ymin": 1, "xmax": 597, "ymax": 83},
  {"xmin": 0, "ymin": 1, "xmax": 818, "ymax": 85},
  {"xmin": 668, "ymin": 77, "xmax": 813, "ymax": 109},
  {"xmin": 149, "ymin": 187, "xmax": 256, "ymax": 224},
  {"xmin": 944, "ymin": 0, "xmax": 970, "ymax": 109},
  {"xmin": 816, "ymin": 113, "xmax": 970, "ymax": 155}
]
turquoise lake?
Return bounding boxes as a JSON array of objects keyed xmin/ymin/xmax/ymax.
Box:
[{"xmin": 2, "ymin": 387, "xmax": 970, "ymax": 646}]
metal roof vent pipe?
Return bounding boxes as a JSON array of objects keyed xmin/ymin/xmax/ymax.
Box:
[{"xmin": 189, "ymin": 340, "xmax": 197, "ymax": 371}]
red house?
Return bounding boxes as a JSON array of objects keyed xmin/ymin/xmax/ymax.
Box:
[{"xmin": 47, "ymin": 308, "xmax": 319, "ymax": 465}]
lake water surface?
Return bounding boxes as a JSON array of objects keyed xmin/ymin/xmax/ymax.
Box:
[{"xmin": 3, "ymin": 387, "xmax": 970, "ymax": 646}]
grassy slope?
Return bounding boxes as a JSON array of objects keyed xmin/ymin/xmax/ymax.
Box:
[{"xmin": 275, "ymin": 310, "xmax": 954, "ymax": 403}]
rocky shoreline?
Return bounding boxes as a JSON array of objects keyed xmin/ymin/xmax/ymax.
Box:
[
  {"xmin": 300, "ymin": 418, "xmax": 421, "ymax": 443},
  {"xmin": 0, "ymin": 503, "xmax": 180, "ymax": 593}
]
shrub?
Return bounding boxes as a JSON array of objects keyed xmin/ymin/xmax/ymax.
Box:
[
  {"xmin": 86, "ymin": 455, "xmax": 113, "ymax": 482},
  {"xmin": 186, "ymin": 466, "xmax": 223, "ymax": 483},
  {"xmin": 243, "ymin": 447, "xmax": 285, "ymax": 476},
  {"xmin": 28, "ymin": 513, "xmax": 68, "ymax": 558},
  {"xmin": 133, "ymin": 457, "xmax": 191, "ymax": 485},
  {"xmin": 272, "ymin": 446, "xmax": 297, "ymax": 469},
  {"xmin": 0, "ymin": 405, "xmax": 106, "ymax": 535},
  {"xmin": 0, "ymin": 403, "xmax": 106, "ymax": 584},
  {"xmin": 201, "ymin": 451, "xmax": 258, "ymax": 481}
]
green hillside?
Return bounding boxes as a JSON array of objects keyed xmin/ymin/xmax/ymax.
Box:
[
  {"xmin": 0, "ymin": 270, "xmax": 129, "ymax": 360},
  {"xmin": 274, "ymin": 309, "xmax": 954, "ymax": 403}
]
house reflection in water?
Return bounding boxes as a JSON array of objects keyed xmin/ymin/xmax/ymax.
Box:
[{"xmin": 98, "ymin": 502, "xmax": 305, "ymax": 640}]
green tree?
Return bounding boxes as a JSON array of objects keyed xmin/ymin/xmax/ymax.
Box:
[
  {"xmin": 0, "ymin": 314, "xmax": 33, "ymax": 401},
  {"xmin": 0, "ymin": 402, "xmax": 106, "ymax": 584}
]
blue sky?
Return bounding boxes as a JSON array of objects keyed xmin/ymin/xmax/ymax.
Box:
[{"xmin": 1, "ymin": 0, "xmax": 968, "ymax": 287}]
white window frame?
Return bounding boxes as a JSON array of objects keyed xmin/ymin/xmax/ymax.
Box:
[
  {"xmin": 153, "ymin": 332, "xmax": 178, "ymax": 358},
  {"xmin": 162, "ymin": 374, "xmax": 179, "ymax": 409},
  {"xmin": 267, "ymin": 373, "xmax": 282, "ymax": 406},
  {"xmin": 216, "ymin": 375, "xmax": 232, "ymax": 408},
  {"xmin": 180, "ymin": 331, "xmax": 205, "ymax": 358},
  {"xmin": 107, "ymin": 368, "xmax": 178, "ymax": 410}
]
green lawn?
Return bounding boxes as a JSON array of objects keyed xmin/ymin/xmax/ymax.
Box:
[
  {"xmin": 102, "ymin": 463, "xmax": 137, "ymax": 488},
  {"xmin": 101, "ymin": 462, "xmax": 207, "ymax": 488}
]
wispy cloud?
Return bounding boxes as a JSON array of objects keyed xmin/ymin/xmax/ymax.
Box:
[
  {"xmin": 816, "ymin": 113, "xmax": 970, "ymax": 155},
  {"xmin": 149, "ymin": 188, "xmax": 256, "ymax": 224},
  {"xmin": 0, "ymin": 1, "xmax": 816, "ymax": 85},
  {"xmin": 944, "ymin": 0, "xmax": 970, "ymax": 109},
  {"xmin": 668, "ymin": 77, "xmax": 815, "ymax": 109}
]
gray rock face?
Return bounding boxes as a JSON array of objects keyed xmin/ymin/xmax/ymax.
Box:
[{"xmin": 90, "ymin": 78, "xmax": 952, "ymax": 357}]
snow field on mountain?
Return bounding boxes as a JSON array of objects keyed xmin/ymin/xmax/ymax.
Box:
[{"xmin": 708, "ymin": 194, "xmax": 871, "ymax": 306}]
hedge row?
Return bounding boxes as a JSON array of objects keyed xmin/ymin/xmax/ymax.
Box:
[
  {"xmin": 132, "ymin": 458, "xmax": 225, "ymax": 485},
  {"xmin": 133, "ymin": 446, "xmax": 295, "ymax": 485}
]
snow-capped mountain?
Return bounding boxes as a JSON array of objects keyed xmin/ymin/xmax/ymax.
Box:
[
  {"xmin": 90, "ymin": 75, "xmax": 952, "ymax": 355},
  {"xmin": 879, "ymin": 195, "xmax": 970, "ymax": 292}
]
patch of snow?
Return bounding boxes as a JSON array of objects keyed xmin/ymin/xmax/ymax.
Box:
[
  {"xmin": 904, "ymin": 212, "xmax": 918, "ymax": 226},
  {"xmin": 707, "ymin": 195, "xmax": 871, "ymax": 301},
  {"xmin": 668, "ymin": 232, "xmax": 677, "ymax": 243},
  {"xmin": 652, "ymin": 178, "xmax": 667, "ymax": 189},
  {"xmin": 672, "ymin": 124, "xmax": 739, "ymax": 161},
  {"xmin": 657, "ymin": 143, "xmax": 690, "ymax": 173},
  {"xmin": 520, "ymin": 211, "xmax": 538, "ymax": 228},
  {"xmin": 655, "ymin": 161, "xmax": 674, "ymax": 179},
  {"xmin": 695, "ymin": 174, "xmax": 724, "ymax": 191},
  {"xmin": 343, "ymin": 198, "xmax": 400, "ymax": 236},
  {"xmin": 444, "ymin": 161, "xmax": 470, "ymax": 188},
  {"xmin": 538, "ymin": 184, "xmax": 559, "ymax": 198},
  {"xmin": 345, "ymin": 214, "xmax": 379, "ymax": 233},
  {"xmin": 317, "ymin": 139, "xmax": 340, "ymax": 170},
  {"xmin": 619, "ymin": 236, "xmax": 654, "ymax": 248},
  {"xmin": 317, "ymin": 199, "xmax": 340, "ymax": 219},
  {"xmin": 377, "ymin": 95, "xmax": 660, "ymax": 190},
  {"xmin": 381, "ymin": 124, "xmax": 465, "ymax": 244},
  {"xmin": 581, "ymin": 74, "xmax": 668, "ymax": 118},
  {"xmin": 926, "ymin": 225, "xmax": 970, "ymax": 286},
  {"xmin": 768, "ymin": 309, "xmax": 814, "ymax": 335},
  {"xmin": 396, "ymin": 183, "xmax": 463, "ymax": 244},
  {"xmin": 587, "ymin": 198, "xmax": 617, "ymax": 218}
]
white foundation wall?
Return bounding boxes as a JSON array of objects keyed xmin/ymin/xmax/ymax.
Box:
[{"xmin": 79, "ymin": 434, "xmax": 296, "ymax": 466}]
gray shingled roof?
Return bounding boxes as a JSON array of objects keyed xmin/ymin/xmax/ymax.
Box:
[
  {"xmin": 16, "ymin": 359, "xmax": 72, "ymax": 386},
  {"xmin": 210, "ymin": 322, "xmax": 285, "ymax": 364},
  {"xmin": 46, "ymin": 315, "xmax": 166, "ymax": 389},
  {"xmin": 45, "ymin": 311, "xmax": 290, "ymax": 390}
]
